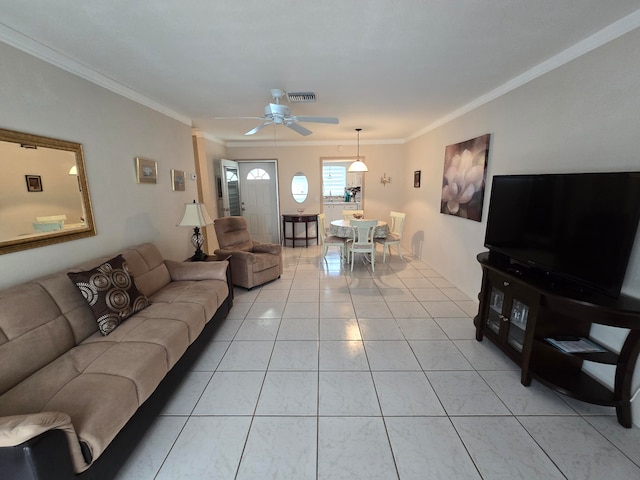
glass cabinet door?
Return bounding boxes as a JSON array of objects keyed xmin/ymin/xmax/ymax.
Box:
[
  {"xmin": 507, "ymin": 299, "xmax": 529, "ymax": 352},
  {"xmin": 487, "ymin": 287, "xmax": 504, "ymax": 334}
]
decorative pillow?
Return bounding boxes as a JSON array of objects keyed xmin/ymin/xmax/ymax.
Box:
[{"xmin": 68, "ymin": 254, "xmax": 150, "ymax": 335}]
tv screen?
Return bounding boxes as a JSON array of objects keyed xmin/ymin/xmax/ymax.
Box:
[{"xmin": 484, "ymin": 172, "xmax": 640, "ymax": 298}]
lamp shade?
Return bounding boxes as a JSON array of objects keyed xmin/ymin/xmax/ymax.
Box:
[
  {"xmin": 348, "ymin": 160, "xmax": 368, "ymax": 172},
  {"xmin": 68, "ymin": 165, "xmax": 78, "ymax": 175},
  {"xmin": 177, "ymin": 201, "xmax": 214, "ymax": 227}
]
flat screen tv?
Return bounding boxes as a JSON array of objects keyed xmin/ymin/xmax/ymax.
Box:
[{"xmin": 484, "ymin": 172, "xmax": 640, "ymax": 298}]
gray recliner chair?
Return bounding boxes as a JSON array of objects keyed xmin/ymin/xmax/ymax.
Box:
[{"xmin": 213, "ymin": 216, "xmax": 282, "ymax": 289}]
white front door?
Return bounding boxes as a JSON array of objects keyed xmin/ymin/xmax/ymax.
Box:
[{"xmin": 238, "ymin": 161, "xmax": 279, "ymax": 244}]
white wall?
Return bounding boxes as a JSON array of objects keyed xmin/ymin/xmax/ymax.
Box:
[
  {"xmin": 0, "ymin": 42, "xmax": 197, "ymax": 289},
  {"xmin": 224, "ymin": 143, "xmax": 405, "ymax": 227},
  {"xmin": 403, "ymin": 28, "xmax": 640, "ymax": 424}
]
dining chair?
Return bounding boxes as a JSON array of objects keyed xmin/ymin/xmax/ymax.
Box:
[
  {"xmin": 342, "ymin": 209, "xmax": 364, "ymax": 220},
  {"xmin": 318, "ymin": 213, "xmax": 349, "ymax": 261},
  {"xmin": 349, "ymin": 219, "xmax": 378, "ymax": 271},
  {"xmin": 375, "ymin": 211, "xmax": 406, "ymax": 262}
]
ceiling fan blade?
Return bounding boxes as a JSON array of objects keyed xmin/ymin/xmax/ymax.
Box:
[
  {"xmin": 292, "ymin": 116, "xmax": 339, "ymax": 124},
  {"xmin": 286, "ymin": 122, "xmax": 313, "ymax": 136},
  {"xmin": 245, "ymin": 122, "xmax": 271, "ymax": 135}
]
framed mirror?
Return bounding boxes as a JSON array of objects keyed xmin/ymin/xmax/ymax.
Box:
[
  {"xmin": 291, "ymin": 172, "xmax": 308, "ymax": 203},
  {"xmin": 0, "ymin": 128, "xmax": 96, "ymax": 255}
]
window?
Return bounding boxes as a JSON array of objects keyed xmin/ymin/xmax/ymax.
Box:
[
  {"xmin": 246, "ymin": 168, "xmax": 270, "ymax": 180},
  {"xmin": 322, "ymin": 165, "xmax": 346, "ymax": 196},
  {"xmin": 226, "ymin": 170, "xmax": 238, "ymax": 182}
]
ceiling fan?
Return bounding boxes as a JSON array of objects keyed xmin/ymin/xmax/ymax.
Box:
[{"xmin": 217, "ymin": 89, "xmax": 339, "ymax": 136}]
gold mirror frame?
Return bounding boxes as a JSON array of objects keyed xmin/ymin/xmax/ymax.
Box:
[{"xmin": 0, "ymin": 128, "xmax": 96, "ymax": 255}]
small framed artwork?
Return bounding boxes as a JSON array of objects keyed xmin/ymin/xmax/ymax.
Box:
[
  {"xmin": 135, "ymin": 157, "xmax": 157, "ymax": 184},
  {"xmin": 25, "ymin": 175, "xmax": 43, "ymax": 192},
  {"xmin": 171, "ymin": 169, "xmax": 186, "ymax": 191},
  {"xmin": 414, "ymin": 170, "xmax": 421, "ymax": 188}
]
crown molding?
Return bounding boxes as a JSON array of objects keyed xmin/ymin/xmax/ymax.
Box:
[
  {"xmin": 0, "ymin": 24, "xmax": 193, "ymax": 126},
  {"xmin": 225, "ymin": 138, "xmax": 405, "ymax": 148},
  {"xmin": 407, "ymin": 8, "xmax": 640, "ymax": 141}
]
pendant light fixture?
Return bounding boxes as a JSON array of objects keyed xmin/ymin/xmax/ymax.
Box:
[{"xmin": 348, "ymin": 128, "xmax": 368, "ymax": 172}]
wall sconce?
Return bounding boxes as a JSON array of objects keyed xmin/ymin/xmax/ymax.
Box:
[{"xmin": 380, "ymin": 173, "xmax": 391, "ymax": 187}]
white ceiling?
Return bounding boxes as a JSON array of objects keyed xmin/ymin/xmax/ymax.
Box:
[{"xmin": 1, "ymin": 1, "xmax": 639, "ymax": 144}]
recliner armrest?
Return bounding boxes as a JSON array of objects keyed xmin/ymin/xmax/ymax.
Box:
[
  {"xmin": 214, "ymin": 249, "xmax": 256, "ymax": 264},
  {"xmin": 252, "ymin": 243, "xmax": 281, "ymax": 255}
]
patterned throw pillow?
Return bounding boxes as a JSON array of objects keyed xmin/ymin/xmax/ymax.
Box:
[{"xmin": 68, "ymin": 254, "xmax": 150, "ymax": 335}]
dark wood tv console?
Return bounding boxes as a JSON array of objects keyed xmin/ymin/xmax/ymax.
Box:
[{"xmin": 474, "ymin": 251, "xmax": 640, "ymax": 427}]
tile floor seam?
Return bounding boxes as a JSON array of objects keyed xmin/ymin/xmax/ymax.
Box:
[
  {"xmin": 361, "ymin": 335, "xmax": 404, "ymax": 480},
  {"xmin": 446, "ymin": 415, "xmax": 487, "ymax": 479},
  {"xmin": 512, "ymin": 414, "xmax": 569, "ymax": 478},
  {"xmin": 582, "ymin": 415, "xmax": 640, "ymax": 469},
  {"xmin": 232, "ymin": 321, "xmax": 279, "ymax": 478}
]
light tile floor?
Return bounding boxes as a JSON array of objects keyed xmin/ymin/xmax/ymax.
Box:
[{"xmin": 116, "ymin": 245, "xmax": 640, "ymax": 480}]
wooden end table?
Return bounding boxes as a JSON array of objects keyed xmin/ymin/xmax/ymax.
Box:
[{"xmin": 282, "ymin": 213, "xmax": 319, "ymax": 248}]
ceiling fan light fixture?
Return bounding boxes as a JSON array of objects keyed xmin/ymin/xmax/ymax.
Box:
[
  {"xmin": 230, "ymin": 88, "xmax": 338, "ymax": 136},
  {"xmin": 348, "ymin": 128, "xmax": 368, "ymax": 172}
]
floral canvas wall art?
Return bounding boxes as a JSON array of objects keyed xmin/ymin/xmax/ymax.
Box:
[{"xmin": 440, "ymin": 134, "xmax": 490, "ymax": 222}]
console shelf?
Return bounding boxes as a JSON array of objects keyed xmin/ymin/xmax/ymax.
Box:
[{"xmin": 474, "ymin": 251, "xmax": 640, "ymax": 427}]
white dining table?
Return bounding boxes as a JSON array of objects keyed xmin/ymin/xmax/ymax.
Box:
[{"xmin": 329, "ymin": 219, "xmax": 389, "ymax": 239}]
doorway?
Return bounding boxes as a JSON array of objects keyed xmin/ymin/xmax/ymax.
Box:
[
  {"xmin": 220, "ymin": 159, "xmax": 241, "ymax": 216},
  {"xmin": 217, "ymin": 159, "xmax": 280, "ymax": 244}
]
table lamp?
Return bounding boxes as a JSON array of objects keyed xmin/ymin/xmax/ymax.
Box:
[{"xmin": 177, "ymin": 200, "xmax": 214, "ymax": 261}]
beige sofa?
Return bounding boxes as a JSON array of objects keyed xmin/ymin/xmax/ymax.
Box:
[{"xmin": 0, "ymin": 243, "xmax": 232, "ymax": 479}]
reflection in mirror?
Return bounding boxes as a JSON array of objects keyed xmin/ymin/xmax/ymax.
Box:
[
  {"xmin": 0, "ymin": 128, "xmax": 96, "ymax": 255},
  {"xmin": 291, "ymin": 172, "xmax": 308, "ymax": 203}
]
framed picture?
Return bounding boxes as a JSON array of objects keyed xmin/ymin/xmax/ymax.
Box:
[
  {"xmin": 414, "ymin": 170, "xmax": 421, "ymax": 188},
  {"xmin": 135, "ymin": 157, "xmax": 157, "ymax": 184},
  {"xmin": 25, "ymin": 175, "xmax": 42, "ymax": 192},
  {"xmin": 440, "ymin": 133, "xmax": 490, "ymax": 222},
  {"xmin": 171, "ymin": 169, "xmax": 186, "ymax": 191}
]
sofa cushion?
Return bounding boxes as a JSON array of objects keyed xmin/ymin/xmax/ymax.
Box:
[
  {"xmin": 149, "ymin": 280, "xmax": 227, "ymax": 327},
  {"xmin": 45, "ymin": 373, "xmax": 140, "ymax": 468},
  {"xmin": 0, "ymin": 282, "xmax": 76, "ymax": 396},
  {"xmin": 82, "ymin": 316, "xmax": 191, "ymax": 370},
  {"xmin": 67, "ymin": 255, "xmax": 150, "ymax": 335},
  {"xmin": 122, "ymin": 244, "xmax": 172, "ymax": 297}
]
